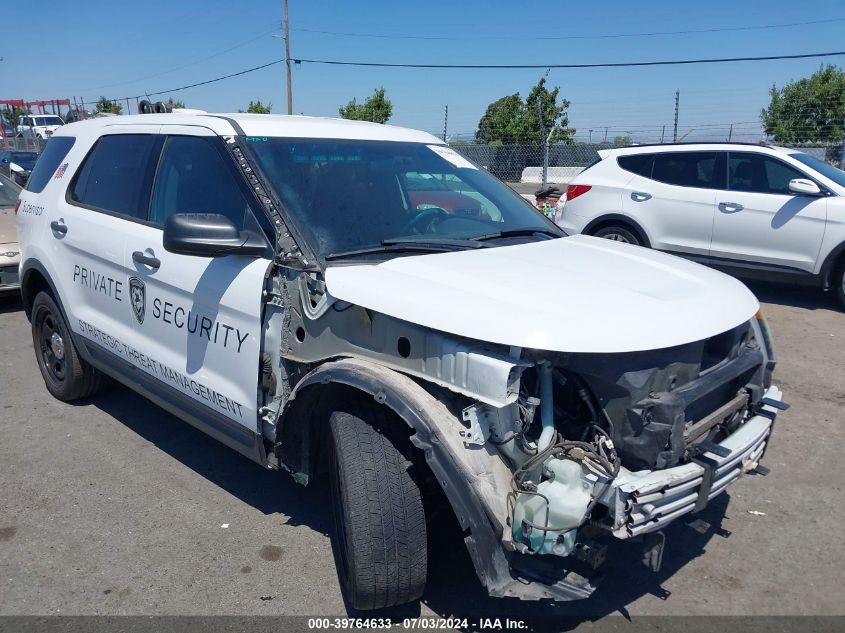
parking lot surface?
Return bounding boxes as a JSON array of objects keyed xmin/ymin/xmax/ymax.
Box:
[{"xmin": 1, "ymin": 281, "xmax": 843, "ymax": 621}]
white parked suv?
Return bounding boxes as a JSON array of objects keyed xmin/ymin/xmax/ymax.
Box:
[
  {"xmin": 17, "ymin": 114, "xmax": 64, "ymax": 140},
  {"xmin": 16, "ymin": 112, "xmax": 785, "ymax": 609},
  {"xmin": 556, "ymin": 143, "xmax": 845, "ymax": 306}
]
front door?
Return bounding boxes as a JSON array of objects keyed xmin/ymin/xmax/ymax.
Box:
[
  {"xmin": 124, "ymin": 129, "xmax": 272, "ymax": 437},
  {"xmin": 710, "ymin": 152, "xmax": 827, "ymax": 273}
]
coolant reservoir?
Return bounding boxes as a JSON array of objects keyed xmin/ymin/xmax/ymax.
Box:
[{"xmin": 512, "ymin": 458, "xmax": 593, "ymax": 556}]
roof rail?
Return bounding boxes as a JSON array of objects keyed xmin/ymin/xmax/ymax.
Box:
[{"xmin": 621, "ymin": 141, "xmax": 771, "ymax": 149}]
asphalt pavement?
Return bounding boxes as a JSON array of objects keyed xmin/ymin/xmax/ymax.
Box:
[{"xmin": 0, "ymin": 280, "xmax": 843, "ymax": 623}]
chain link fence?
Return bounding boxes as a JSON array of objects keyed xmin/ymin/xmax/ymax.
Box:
[
  {"xmin": 0, "ymin": 134, "xmax": 47, "ymax": 152},
  {"xmin": 448, "ymin": 140, "xmax": 845, "ymax": 192},
  {"xmin": 447, "ymin": 143, "xmax": 616, "ymax": 186}
]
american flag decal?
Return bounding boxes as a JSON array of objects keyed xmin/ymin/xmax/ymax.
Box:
[{"xmin": 54, "ymin": 163, "xmax": 69, "ymax": 179}]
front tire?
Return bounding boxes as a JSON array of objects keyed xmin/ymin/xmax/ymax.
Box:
[
  {"xmin": 329, "ymin": 400, "xmax": 427, "ymax": 610},
  {"xmin": 31, "ymin": 291, "xmax": 106, "ymax": 401},
  {"xmin": 592, "ymin": 224, "xmax": 642, "ymax": 246}
]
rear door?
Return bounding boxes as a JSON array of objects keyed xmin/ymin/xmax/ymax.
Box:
[
  {"xmin": 621, "ymin": 151, "xmax": 724, "ymax": 256},
  {"xmin": 710, "ymin": 151, "xmax": 827, "ymax": 272},
  {"xmin": 52, "ymin": 129, "xmax": 162, "ymax": 358},
  {"xmin": 124, "ymin": 128, "xmax": 272, "ymax": 440}
]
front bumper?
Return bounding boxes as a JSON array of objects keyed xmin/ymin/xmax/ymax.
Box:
[
  {"xmin": 0, "ymin": 259, "xmax": 20, "ymax": 292},
  {"xmin": 493, "ymin": 384, "xmax": 783, "ymax": 602},
  {"xmin": 602, "ymin": 385, "xmax": 782, "ymax": 538}
]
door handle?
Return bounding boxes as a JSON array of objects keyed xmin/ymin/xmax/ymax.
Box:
[
  {"xmin": 718, "ymin": 202, "xmax": 744, "ymax": 213},
  {"xmin": 630, "ymin": 191, "xmax": 652, "ymax": 202},
  {"xmin": 132, "ymin": 250, "xmax": 161, "ymax": 269},
  {"xmin": 49, "ymin": 220, "xmax": 67, "ymax": 234}
]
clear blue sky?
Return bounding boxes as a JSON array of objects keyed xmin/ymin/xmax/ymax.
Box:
[{"xmin": 2, "ymin": 0, "xmax": 843, "ymax": 142}]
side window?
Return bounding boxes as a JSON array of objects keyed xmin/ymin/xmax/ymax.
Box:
[
  {"xmin": 728, "ymin": 153, "xmax": 806, "ymax": 194},
  {"xmin": 25, "ymin": 136, "xmax": 75, "ymax": 193},
  {"xmin": 652, "ymin": 152, "xmax": 725, "ymax": 189},
  {"xmin": 149, "ymin": 136, "xmax": 259, "ymax": 231},
  {"xmin": 70, "ymin": 134, "xmax": 161, "ymax": 219},
  {"xmin": 617, "ymin": 154, "xmax": 654, "ymax": 177}
]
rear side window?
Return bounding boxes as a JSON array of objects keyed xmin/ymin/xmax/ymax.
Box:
[
  {"xmin": 617, "ymin": 153, "xmax": 654, "ymax": 177},
  {"xmin": 728, "ymin": 153, "xmax": 806, "ymax": 194},
  {"xmin": 70, "ymin": 134, "xmax": 162, "ymax": 219},
  {"xmin": 652, "ymin": 152, "xmax": 725, "ymax": 189},
  {"xmin": 25, "ymin": 136, "xmax": 75, "ymax": 193}
]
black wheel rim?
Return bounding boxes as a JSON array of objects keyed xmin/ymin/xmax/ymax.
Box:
[
  {"xmin": 37, "ymin": 310, "xmax": 66, "ymax": 382},
  {"xmin": 602, "ymin": 232, "xmax": 631, "ymax": 243}
]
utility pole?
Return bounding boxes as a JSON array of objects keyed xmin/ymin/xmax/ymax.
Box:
[
  {"xmin": 728, "ymin": 123, "xmax": 733, "ymax": 142},
  {"xmin": 442, "ymin": 104, "xmax": 448, "ymax": 141},
  {"xmin": 660, "ymin": 125, "xmax": 665, "ymax": 143},
  {"xmin": 673, "ymin": 89, "xmax": 679, "ymax": 143},
  {"xmin": 284, "ymin": 0, "xmax": 293, "ymax": 114},
  {"xmin": 588, "ymin": 129, "xmax": 592, "ymax": 143}
]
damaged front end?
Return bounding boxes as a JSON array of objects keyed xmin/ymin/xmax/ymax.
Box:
[
  {"xmin": 264, "ymin": 268, "xmax": 784, "ymax": 602},
  {"xmin": 479, "ymin": 313, "xmax": 784, "ymax": 598}
]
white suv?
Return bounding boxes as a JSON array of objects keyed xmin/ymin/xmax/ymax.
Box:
[
  {"xmin": 16, "ymin": 113, "xmax": 784, "ymax": 609},
  {"xmin": 556, "ymin": 143, "xmax": 845, "ymax": 306}
]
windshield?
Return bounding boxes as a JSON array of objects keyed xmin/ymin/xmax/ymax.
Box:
[
  {"xmin": 789, "ymin": 152, "xmax": 845, "ymax": 188},
  {"xmin": 244, "ymin": 138, "xmax": 559, "ymax": 259},
  {"xmin": 0, "ymin": 173, "xmax": 21, "ymax": 206},
  {"xmin": 34, "ymin": 116, "xmax": 63, "ymax": 126}
]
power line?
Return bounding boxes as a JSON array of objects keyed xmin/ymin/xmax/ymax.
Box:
[
  {"xmin": 292, "ymin": 16, "xmax": 845, "ymax": 41},
  {"xmin": 77, "ymin": 50, "xmax": 845, "ymax": 110},
  {"xmin": 78, "ymin": 59, "xmax": 284, "ymax": 107},
  {"xmin": 292, "ymin": 50, "xmax": 845, "ymax": 70},
  {"xmin": 86, "ymin": 27, "xmax": 281, "ymax": 91}
]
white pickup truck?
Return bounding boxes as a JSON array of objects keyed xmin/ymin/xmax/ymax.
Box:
[{"xmin": 16, "ymin": 114, "xmax": 64, "ymax": 140}]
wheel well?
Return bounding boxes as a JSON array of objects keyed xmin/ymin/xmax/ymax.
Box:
[
  {"xmin": 585, "ymin": 216, "xmax": 650, "ymax": 247},
  {"xmin": 21, "ymin": 268, "xmax": 51, "ymax": 318},
  {"xmin": 819, "ymin": 242, "xmax": 845, "ymax": 289},
  {"xmin": 277, "ymin": 382, "xmax": 420, "ymax": 485}
]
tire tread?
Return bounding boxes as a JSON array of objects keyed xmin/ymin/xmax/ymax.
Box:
[{"xmin": 330, "ymin": 401, "xmax": 427, "ymax": 610}]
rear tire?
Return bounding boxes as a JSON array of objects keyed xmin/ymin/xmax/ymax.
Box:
[
  {"xmin": 592, "ymin": 224, "xmax": 642, "ymax": 246},
  {"xmin": 329, "ymin": 400, "xmax": 427, "ymax": 610},
  {"xmin": 835, "ymin": 260, "xmax": 845, "ymax": 309},
  {"xmin": 30, "ymin": 291, "xmax": 106, "ymax": 401}
]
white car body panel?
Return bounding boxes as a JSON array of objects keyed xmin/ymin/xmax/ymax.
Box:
[{"xmin": 325, "ymin": 235, "xmax": 759, "ymax": 353}]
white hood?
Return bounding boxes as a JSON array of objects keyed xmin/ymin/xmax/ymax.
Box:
[{"xmin": 324, "ymin": 235, "xmax": 759, "ymax": 354}]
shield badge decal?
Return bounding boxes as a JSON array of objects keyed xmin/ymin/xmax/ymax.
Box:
[{"xmin": 129, "ymin": 277, "xmax": 146, "ymax": 324}]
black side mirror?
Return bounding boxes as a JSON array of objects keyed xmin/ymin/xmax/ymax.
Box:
[{"xmin": 162, "ymin": 213, "xmax": 270, "ymax": 258}]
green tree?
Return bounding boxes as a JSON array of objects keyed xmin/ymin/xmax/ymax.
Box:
[
  {"xmin": 338, "ymin": 88, "xmax": 392, "ymax": 124},
  {"xmin": 1, "ymin": 105, "xmax": 26, "ymax": 128},
  {"xmin": 761, "ymin": 65, "xmax": 845, "ymax": 143},
  {"xmin": 164, "ymin": 97, "xmax": 186, "ymax": 110},
  {"xmin": 613, "ymin": 135, "xmax": 633, "ymax": 146},
  {"xmin": 242, "ymin": 100, "xmax": 272, "ymax": 114},
  {"xmin": 476, "ymin": 78, "xmax": 575, "ymax": 144},
  {"xmin": 94, "ymin": 96, "xmax": 122, "ymax": 115}
]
